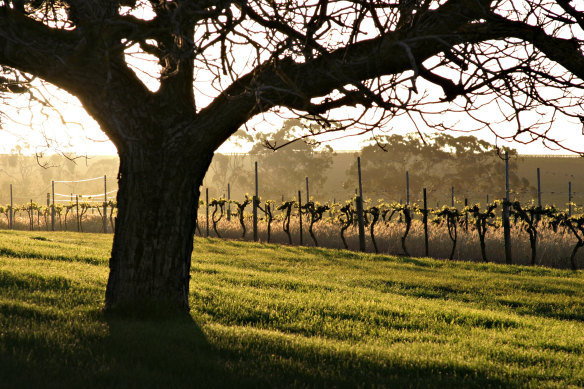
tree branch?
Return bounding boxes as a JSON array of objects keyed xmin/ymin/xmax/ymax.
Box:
[
  {"xmin": 0, "ymin": 10, "xmax": 78, "ymax": 83},
  {"xmin": 451, "ymin": 14, "xmax": 582, "ymax": 80},
  {"xmin": 198, "ymin": 0, "xmax": 494, "ymax": 149}
]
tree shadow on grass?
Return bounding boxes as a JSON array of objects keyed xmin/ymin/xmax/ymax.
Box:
[
  {"xmin": 96, "ymin": 313, "xmax": 237, "ymax": 388},
  {"xmin": 0, "ymin": 306, "xmax": 237, "ymax": 388},
  {"xmin": 204, "ymin": 327, "xmax": 518, "ymax": 389},
  {"xmin": 0, "ymin": 305, "xmax": 516, "ymax": 388}
]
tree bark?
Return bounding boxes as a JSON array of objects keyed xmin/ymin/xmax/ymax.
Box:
[{"xmin": 105, "ymin": 139, "xmax": 213, "ymax": 313}]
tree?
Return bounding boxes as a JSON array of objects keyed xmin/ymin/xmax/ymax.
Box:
[
  {"xmin": 205, "ymin": 121, "xmax": 334, "ymax": 200},
  {"xmin": 248, "ymin": 118, "xmax": 334, "ymax": 200},
  {"xmin": 205, "ymin": 130, "xmax": 252, "ymax": 198},
  {"xmin": 346, "ymin": 133, "xmax": 532, "ymax": 202},
  {"xmin": 0, "ymin": 0, "xmax": 582, "ymax": 314}
]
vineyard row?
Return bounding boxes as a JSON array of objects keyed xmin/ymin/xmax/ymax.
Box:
[
  {"xmin": 3, "ymin": 196, "xmax": 583, "ymax": 270},
  {"xmin": 200, "ymin": 196, "xmax": 584, "ymax": 270}
]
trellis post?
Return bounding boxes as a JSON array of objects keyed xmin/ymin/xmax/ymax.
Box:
[
  {"xmin": 103, "ymin": 175, "xmax": 108, "ymax": 233},
  {"xmin": 29, "ymin": 199, "xmax": 33, "ymax": 231},
  {"xmin": 9, "ymin": 184, "xmax": 13, "ymax": 230},
  {"xmin": 298, "ymin": 190, "xmax": 303, "ymax": 245},
  {"xmin": 423, "ymin": 188, "xmax": 429, "ymax": 257},
  {"xmin": 503, "ymin": 151, "xmax": 512, "ymax": 264},
  {"xmin": 51, "ymin": 180, "xmax": 55, "ymax": 231},
  {"xmin": 537, "ymin": 168, "xmax": 542, "ymax": 208},
  {"xmin": 253, "ymin": 161, "xmax": 258, "ymax": 242},
  {"xmin": 76, "ymin": 194, "xmax": 80, "ymax": 232},
  {"xmin": 406, "ymin": 171, "xmax": 410, "ymax": 205},
  {"xmin": 536, "ymin": 167, "xmax": 542, "ymax": 222},
  {"xmin": 464, "ymin": 198, "xmax": 468, "ymax": 232},
  {"xmin": 205, "ymin": 187, "xmax": 209, "ymax": 237},
  {"xmin": 227, "ymin": 183, "xmax": 231, "ymax": 221},
  {"xmin": 46, "ymin": 193, "xmax": 50, "ymax": 231},
  {"xmin": 569, "ymin": 181, "xmax": 572, "ymax": 217},
  {"xmin": 356, "ymin": 157, "xmax": 366, "ymax": 252}
]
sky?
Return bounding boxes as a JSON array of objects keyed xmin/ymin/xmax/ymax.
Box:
[
  {"xmin": 2, "ymin": 89, "xmax": 582, "ymax": 158},
  {"xmin": 1, "ymin": 51, "xmax": 583, "ymax": 158}
]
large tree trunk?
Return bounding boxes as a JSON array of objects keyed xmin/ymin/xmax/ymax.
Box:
[{"xmin": 105, "ymin": 143, "xmax": 213, "ymax": 313}]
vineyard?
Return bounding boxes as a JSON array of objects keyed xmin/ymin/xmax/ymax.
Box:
[
  {"xmin": 196, "ymin": 196, "xmax": 584, "ymax": 270},
  {"xmin": 2, "ymin": 192, "xmax": 584, "ymax": 270},
  {"xmin": 0, "ymin": 200, "xmax": 116, "ymax": 233}
]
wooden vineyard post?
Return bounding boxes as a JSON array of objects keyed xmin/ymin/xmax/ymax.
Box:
[
  {"xmin": 205, "ymin": 187, "xmax": 209, "ymax": 237},
  {"xmin": 9, "ymin": 184, "xmax": 13, "ymax": 230},
  {"xmin": 464, "ymin": 198, "xmax": 468, "ymax": 232},
  {"xmin": 29, "ymin": 199, "xmax": 33, "ymax": 231},
  {"xmin": 227, "ymin": 183, "xmax": 231, "ymax": 221},
  {"xmin": 253, "ymin": 161, "xmax": 258, "ymax": 242},
  {"xmin": 569, "ymin": 181, "xmax": 572, "ymax": 217},
  {"xmin": 37, "ymin": 200, "xmax": 40, "ymax": 229},
  {"xmin": 76, "ymin": 195, "xmax": 80, "ymax": 232},
  {"xmin": 451, "ymin": 186, "xmax": 455, "ymax": 207},
  {"xmin": 536, "ymin": 168, "xmax": 542, "ymax": 222},
  {"xmin": 306, "ymin": 176, "xmax": 310, "ymax": 202},
  {"xmin": 298, "ymin": 190, "xmax": 303, "ymax": 245},
  {"xmin": 503, "ymin": 151, "xmax": 512, "ymax": 264},
  {"xmin": 51, "ymin": 180, "xmax": 55, "ymax": 231},
  {"xmin": 423, "ymin": 188, "xmax": 429, "ymax": 257},
  {"xmin": 46, "ymin": 193, "xmax": 50, "ymax": 231},
  {"xmin": 406, "ymin": 171, "xmax": 410, "ymax": 205},
  {"xmin": 103, "ymin": 175, "xmax": 107, "ymax": 233},
  {"xmin": 356, "ymin": 157, "xmax": 366, "ymax": 252},
  {"xmin": 537, "ymin": 168, "xmax": 542, "ymax": 207}
]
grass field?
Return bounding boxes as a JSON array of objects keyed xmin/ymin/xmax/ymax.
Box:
[{"xmin": 0, "ymin": 230, "xmax": 583, "ymax": 388}]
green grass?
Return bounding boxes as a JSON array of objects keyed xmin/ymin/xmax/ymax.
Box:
[{"xmin": 0, "ymin": 230, "xmax": 583, "ymax": 388}]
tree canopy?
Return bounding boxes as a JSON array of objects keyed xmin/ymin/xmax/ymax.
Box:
[{"xmin": 1, "ymin": 1, "xmax": 583, "ymax": 151}]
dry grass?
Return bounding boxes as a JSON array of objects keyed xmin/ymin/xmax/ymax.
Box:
[
  {"xmin": 4, "ymin": 209, "xmax": 579, "ymax": 269},
  {"xmin": 0, "ymin": 212, "xmax": 110, "ymax": 233},
  {"xmin": 198, "ymin": 215, "xmax": 584, "ymax": 269}
]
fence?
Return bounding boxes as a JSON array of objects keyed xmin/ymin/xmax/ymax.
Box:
[{"xmin": 3, "ymin": 175, "xmax": 117, "ymax": 233}]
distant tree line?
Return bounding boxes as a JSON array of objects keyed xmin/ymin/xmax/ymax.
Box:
[
  {"xmin": 343, "ymin": 133, "xmax": 531, "ymax": 201},
  {"xmin": 204, "ymin": 120, "xmax": 531, "ymax": 203}
]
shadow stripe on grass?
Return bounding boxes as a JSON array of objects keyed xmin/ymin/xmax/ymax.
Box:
[
  {"xmin": 0, "ymin": 247, "xmax": 104, "ymax": 266},
  {"xmin": 0, "ymin": 271, "xmax": 72, "ymax": 291}
]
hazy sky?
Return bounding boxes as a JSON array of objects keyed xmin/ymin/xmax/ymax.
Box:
[{"xmin": 1, "ymin": 79, "xmax": 582, "ymax": 157}]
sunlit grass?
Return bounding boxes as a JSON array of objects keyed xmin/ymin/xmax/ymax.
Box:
[{"xmin": 0, "ymin": 231, "xmax": 583, "ymax": 387}]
